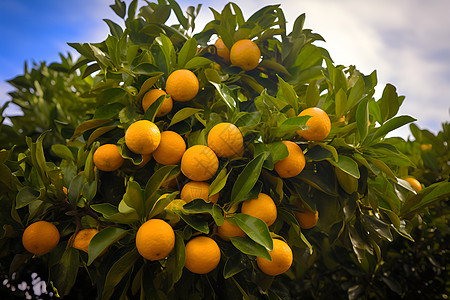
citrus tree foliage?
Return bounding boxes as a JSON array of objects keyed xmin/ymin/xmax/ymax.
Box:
[{"xmin": 1, "ymin": 0, "xmax": 449, "ymax": 299}]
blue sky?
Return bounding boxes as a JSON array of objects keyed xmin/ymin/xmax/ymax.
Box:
[{"xmin": 1, "ymin": 0, "xmax": 449, "ymax": 139}]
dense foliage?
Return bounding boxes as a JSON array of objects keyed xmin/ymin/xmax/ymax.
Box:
[{"xmin": 0, "ymin": 0, "xmax": 448, "ymax": 299}]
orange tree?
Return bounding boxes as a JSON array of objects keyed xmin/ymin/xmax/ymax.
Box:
[{"xmin": 1, "ymin": 1, "xmax": 449, "ymax": 299}]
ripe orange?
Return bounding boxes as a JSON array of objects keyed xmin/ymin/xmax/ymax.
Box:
[
  {"xmin": 165, "ymin": 69, "xmax": 199, "ymax": 102},
  {"xmin": 184, "ymin": 236, "xmax": 221, "ymax": 274},
  {"xmin": 152, "ymin": 131, "xmax": 186, "ymax": 165},
  {"xmin": 207, "ymin": 122, "xmax": 244, "ymax": 159},
  {"xmin": 142, "ymin": 89, "xmax": 173, "ymax": 117},
  {"xmin": 22, "ymin": 221, "xmax": 60, "ymax": 255},
  {"xmin": 72, "ymin": 228, "xmax": 99, "ymax": 254},
  {"xmin": 274, "ymin": 141, "xmax": 305, "ymax": 178},
  {"xmin": 136, "ymin": 219, "xmax": 175, "ymax": 261},
  {"xmin": 180, "ymin": 181, "xmax": 219, "ymax": 203},
  {"xmin": 420, "ymin": 144, "xmax": 432, "ymax": 151},
  {"xmin": 125, "ymin": 120, "xmax": 161, "ymax": 155},
  {"xmin": 230, "ymin": 39, "xmax": 261, "ymax": 71},
  {"xmin": 297, "ymin": 107, "xmax": 331, "ymax": 141},
  {"xmin": 137, "ymin": 153, "xmax": 152, "ymax": 168},
  {"xmin": 256, "ymin": 239, "xmax": 293, "ymax": 276},
  {"xmin": 404, "ymin": 177, "xmax": 422, "ymax": 192},
  {"xmin": 215, "ymin": 38, "xmax": 230, "ymax": 64},
  {"xmin": 241, "ymin": 193, "xmax": 277, "ymax": 227},
  {"xmin": 217, "ymin": 219, "xmax": 246, "ymax": 241},
  {"xmin": 181, "ymin": 145, "xmax": 219, "ymax": 181},
  {"xmin": 93, "ymin": 144, "xmax": 124, "ymax": 172},
  {"xmin": 295, "ymin": 210, "xmax": 319, "ymax": 229}
]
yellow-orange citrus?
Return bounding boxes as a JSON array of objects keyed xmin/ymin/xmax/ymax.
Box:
[
  {"xmin": 180, "ymin": 181, "xmax": 219, "ymax": 203},
  {"xmin": 142, "ymin": 89, "xmax": 173, "ymax": 117},
  {"xmin": 184, "ymin": 236, "xmax": 221, "ymax": 274},
  {"xmin": 274, "ymin": 141, "xmax": 305, "ymax": 178},
  {"xmin": 297, "ymin": 107, "xmax": 331, "ymax": 141},
  {"xmin": 404, "ymin": 177, "xmax": 422, "ymax": 192},
  {"xmin": 125, "ymin": 120, "xmax": 161, "ymax": 155},
  {"xmin": 93, "ymin": 144, "xmax": 124, "ymax": 172},
  {"xmin": 241, "ymin": 193, "xmax": 277, "ymax": 227},
  {"xmin": 420, "ymin": 144, "xmax": 432, "ymax": 151},
  {"xmin": 152, "ymin": 131, "xmax": 186, "ymax": 165},
  {"xmin": 230, "ymin": 39, "xmax": 261, "ymax": 71},
  {"xmin": 72, "ymin": 229, "xmax": 99, "ymax": 254},
  {"xmin": 217, "ymin": 219, "xmax": 246, "ymax": 241},
  {"xmin": 295, "ymin": 210, "xmax": 319, "ymax": 229},
  {"xmin": 215, "ymin": 38, "xmax": 230, "ymax": 64},
  {"xmin": 207, "ymin": 122, "xmax": 244, "ymax": 159},
  {"xmin": 136, "ymin": 219, "xmax": 175, "ymax": 261},
  {"xmin": 22, "ymin": 221, "xmax": 60, "ymax": 255},
  {"xmin": 137, "ymin": 153, "xmax": 152, "ymax": 168},
  {"xmin": 181, "ymin": 145, "xmax": 219, "ymax": 181},
  {"xmin": 256, "ymin": 239, "xmax": 293, "ymax": 276},
  {"xmin": 165, "ymin": 69, "xmax": 199, "ymax": 102}
]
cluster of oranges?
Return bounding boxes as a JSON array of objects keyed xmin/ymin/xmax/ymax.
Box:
[{"xmin": 21, "ymin": 37, "xmax": 424, "ymax": 280}]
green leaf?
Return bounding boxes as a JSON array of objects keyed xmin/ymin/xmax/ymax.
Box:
[
  {"xmin": 230, "ymin": 152, "xmax": 268, "ymax": 206},
  {"xmin": 229, "ymin": 236, "xmax": 271, "ymax": 261},
  {"xmin": 366, "ymin": 115, "xmax": 416, "ymax": 145},
  {"xmin": 183, "ymin": 199, "xmax": 225, "ymax": 226},
  {"xmin": 135, "ymin": 73, "xmax": 163, "ymax": 100},
  {"xmin": 223, "ymin": 253, "xmax": 247, "ymax": 279},
  {"xmin": 363, "ymin": 215, "xmax": 393, "ymax": 242},
  {"xmin": 333, "ymin": 68, "xmax": 347, "ymax": 93},
  {"xmin": 233, "ymin": 111, "xmax": 261, "ymax": 128},
  {"xmin": 185, "ymin": 57, "xmax": 213, "ymax": 70},
  {"xmin": 87, "ymin": 125, "xmax": 118, "ymax": 146},
  {"xmin": 88, "ymin": 227, "xmax": 128, "ymax": 265},
  {"xmin": 277, "ymin": 75, "xmax": 298, "ymax": 115},
  {"xmin": 110, "ymin": 0, "xmax": 126, "ymax": 18},
  {"xmin": 335, "ymin": 88, "xmax": 347, "ymax": 118},
  {"xmin": 122, "ymin": 180, "xmax": 144, "ymax": 218},
  {"xmin": 178, "ymin": 38, "xmax": 198, "ymax": 68},
  {"xmin": 175, "ymin": 212, "xmax": 209, "ymax": 233},
  {"xmin": 167, "ymin": 0, "xmax": 189, "ymax": 29},
  {"xmin": 165, "ymin": 231, "xmax": 185, "ymax": 286},
  {"xmin": 378, "ymin": 84, "xmax": 399, "ymax": 123},
  {"xmin": 230, "ymin": 214, "xmax": 273, "ymax": 250},
  {"xmin": 101, "ymin": 248, "xmax": 139, "ymax": 300},
  {"xmin": 305, "ymin": 80, "xmax": 320, "ymax": 108},
  {"xmin": 103, "ymin": 19, "xmax": 123, "ymax": 38},
  {"xmin": 68, "ymin": 175, "xmax": 85, "ymax": 207},
  {"xmin": 70, "ymin": 119, "xmax": 112, "ymax": 141},
  {"xmin": 51, "ymin": 144, "xmax": 74, "ymax": 161},
  {"xmin": 50, "ymin": 246, "xmax": 79, "ymax": 297},
  {"xmin": 16, "ymin": 187, "xmax": 39, "ymax": 209},
  {"xmin": 401, "ymin": 182, "xmax": 450, "ymax": 218},
  {"xmin": 209, "ymin": 167, "xmax": 231, "ymax": 198},
  {"xmin": 144, "ymin": 165, "xmax": 180, "ymax": 212},
  {"xmin": 143, "ymin": 94, "xmax": 166, "ymax": 122},
  {"xmin": 347, "ymin": 76, "xmax": 365, "ymax": 111},
  {"xmin": 148, "ymin": 192, "xmax": 178, "ymax": 219},
  {"xmin": 356, "ymin": 98, "xmax": 369, "ymax": 142},
  {"xmin": 94, "ymin": 102, "xmax": 126, "ymax": 119},
  {"xmin": 169, "ymin": 108, "xmax": 203, "ymax": 127},
  {"xmin": 296, "ymin": 162, "xmax": 337, "ymax": 196},
  {"xmin": 209, "ymin": 82, "xmax": 236, "ymax": 111},
  {"xmin": 155, "ymin": 34, "xmax": 176, "ymax": 74}
]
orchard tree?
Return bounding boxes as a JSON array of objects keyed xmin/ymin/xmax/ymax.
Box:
[{"xmin": 1, "ymin": 0, "xmax": 449, "ymax": 299}]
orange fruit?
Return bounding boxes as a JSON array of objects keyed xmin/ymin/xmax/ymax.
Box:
[
  {"xmin": 230, "ymin": 39, "xmax": 261, "ymax": 71},
  {"xmin": 297, "ymin": 107, "xmax": 331, "ymax": 141},
  {"xmin": 72, "ymin": 228, "xmax": 99, "ymax": 254},
  {"xmin": 295, "ymin": 210, "xmax": 319, "ymax": 229},
  {"xmin": 152, "ymin": 131, "xmax": 186, "ymax": 165},
  {"xmin": 215, "ymin": 38, "xmax": 230, "ymax": 64},
  {"xmin": 274, "ymin": 141, "xmax": 305, "ymax": 178},
  {"xmin": 207, "ymin": 122, "xmax": 244, "ymax": 159},
  {"xmin": 137, "ymin": 153, "xmax": 152, "ymax": 168},
  {"xmin": 184, "ymin": 236, "xmax": 221, "ymax": 274},
  {"xmin": 404, "ymin": 177, "xmax": 422, "ymax": 192},
  {"xmin": 256, "ymin": 239, "xmax": 293, "ymax": 276},
  {"xmin": 22, "ymin": 221, "xmax": 60, "ymax": 255},
  {"xmin": 125, "ymin": 120, "xmax": 161, "ymax": 155},
  {"xmin": 217, "ymin": 219, "xmax": 246, "ymax": 241},
  {"xmin": 136, "ymin": 219, "xmax": 175, "ymax": 261},
  {"xmin": 241, "ymin": 193, "xmax": 277, "ymax": 227},
  {"xmin": 93, "ymin": 144, "xmax": 124, "ymax": 172},
  {"xmin": 181, "ymin": 145, "xmax": 219, "ymax": 181},
  {"xmin": 142, "ymin": 89, "xmax": 173, "ymax": 117},
  {"xmin": 420, "ymin": 144, "xmax": 432, "ymax": 151},
  {"xmin": 165, "ymin": 69, "xmax": 199, "ymax": 102},
  {"xmin": 180, "ymin": 181, "xmax": 219, "ymax": 203}
]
